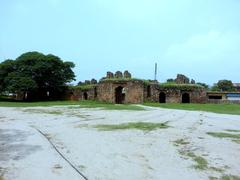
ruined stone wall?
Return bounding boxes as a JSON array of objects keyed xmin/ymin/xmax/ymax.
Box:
[
  {"xmin": 144, "ymin": 84, "xmax": 207, "ymax": 103},
  {"xmin": 144, "ymin": 85, "xmax": 182, "ymax": 103},
  {"xmin": 190, "ymin": 89, "xmax": 207, "ymax": 103},
  {"xmin": 98, "ymin": 80, "xmax": 144, "ymax": 104},
  {"xmin": 125, "ymin": 81, "xmax": 144, "ymax": 104},
  {"xmin": 97, "ymin": 82, "xmax": 115, "ymax": 103},
  {"xmin": 65, "ymin": 87, "xmax": 97, "ymax": 101}
]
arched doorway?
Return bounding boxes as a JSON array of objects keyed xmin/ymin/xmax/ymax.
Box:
[
  {"xmin": 182, "ymin": 93, "xmax": 190, "ymax": 103},
  {"xmin": 115, "ymin": 86, "xmax": 124, "ymax": 104},
  {"xmin": 159, "ymin": 92, "xmax": 166, "ymax": 103},
  {"xmin": 83, "ymin": 92, "xmax": 88, "ymax": 100}
]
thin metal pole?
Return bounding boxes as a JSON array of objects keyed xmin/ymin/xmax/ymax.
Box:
[{"xmin": 154, "ymin": 63, "xmax": 157, "ymax": 81}]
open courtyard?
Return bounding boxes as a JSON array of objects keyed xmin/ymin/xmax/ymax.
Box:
[{"xmin": 0, "ymin": 103, "xmax": 240, "ymax": 180}]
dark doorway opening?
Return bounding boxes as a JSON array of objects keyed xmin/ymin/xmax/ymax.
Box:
[
  {"xmin": 83, "ymin": 92, "xmax": 88, "ymax": 100},
  {"xmin": 208, "ymin": 96, "xmax": 222, "ymax": 100},
  {"xmin": 159, "ymin": 92, "xmax": 166, "ymax": 103},
  {"xmin": 182, "ymin": 93, "xmax": 190, "ymax": 103},
  {"xmin": 115, "ymin": 86, "xmax": 125, "ymax": 104},
  {"xmin": 94, "ymin": 87, "xmax": 97, "ymax": 98},
  {"xmin": 147, "ymin": 85, "xmax": 151, "ymax": 97}
]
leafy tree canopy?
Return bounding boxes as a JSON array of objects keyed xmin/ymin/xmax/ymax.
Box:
[
  {"xmin": 211, "ymin": 80, "xmax": 236, "ymax": 92},
  {"xmin": 217, "ymin": 80, "xmax": 236, "ymax": 92},
  {"xmin": 0, "ymin": 51, "xmax": 75, "ymax": 100},
  {"xmin": 196, "ymin": 82, "xmax": 209, "ymax": 89}
]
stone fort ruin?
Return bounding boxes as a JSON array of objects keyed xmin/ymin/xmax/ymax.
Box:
[{"xmin": 68, "ymin": 71, "xmax": 207, "ymax": 104}]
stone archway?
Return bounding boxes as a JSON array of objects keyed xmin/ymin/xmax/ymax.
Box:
[
  {"xmin": 115, "ymin": 86, "xmax": 125, "ymax": 104},
  {"xmin": 83, "ymin": 92, "xmax": 88, "ymax": 100},
  {"xmin": 159, "ymin": 92, "xmax": 166, "ymax": 103},
  {"xmin": 182, "ymin": 93, "xmax": 190, "ymax": 103}
]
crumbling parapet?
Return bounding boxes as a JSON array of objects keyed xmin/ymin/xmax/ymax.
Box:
[
  {"xmin": 191, "ymin": 79, "xmax": 196, "ymax": 84},
  {"xmin": 84, "ymin": 80, "xmax": 91, "ymax": 84},
  {"xmin": 114, "ymin": 71, "xmax": 123, "ymax": 78},
  {"xmin": 91, "ymin": 78, "xmax": 98, "ymax": 84},
  {"xmin": 106, "ymin": 71, "xmax": 114, "ymax": 79},
  {"xmin": 124, "ymin": 70, "xmax": 132, "ymax": 78},
  {"xmin": 175, "ymin": 74, "xmax": 190, "ymax": 84}
]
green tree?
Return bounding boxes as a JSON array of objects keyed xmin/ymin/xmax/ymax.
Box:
[
  {"xmin": 0, "ymin": 51, "xmax": 75, "ymax": 100},
  {"xmin": 4, "ymin": 72, "xmax": 38, "ymax": 100},
  {"xmin": 196, "ymin": 82, "xmax": 209, "ymax": 89},
  {"xmin": 217, "ymin": 80, "xmax": 236, "ymax": 92},
  {"xmin": 0, "ymin": 59, "xmax": 15, "ymax": 91},
  {"xmin": 210, "ymin": 84, "xmax": 220, "ymax": 92}
]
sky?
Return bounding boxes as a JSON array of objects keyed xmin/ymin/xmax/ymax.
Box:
[{"xmin": 0, "ymin": 0, "xmax": 240, "ymax": 85}]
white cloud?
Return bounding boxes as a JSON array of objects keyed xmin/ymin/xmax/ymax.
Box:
[
  {"xmin": 161, "ymin": 30, "xmax": 240, "ymax": 83},
  {"xmin": 165, "ymin": 30, "xmax": 240, "ymax": 63}
]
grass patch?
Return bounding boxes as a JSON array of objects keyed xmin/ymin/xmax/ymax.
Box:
[
  {"xmin": 77, "ymin": 102, "xmax": 145, "ymax": 111},
  {"xmin": 220, "ymin": 175, "xmax": 240, "ymax": 180},
  {"xmin": 94, "ymin": 122, "xmax": 169, "ymax": 131},
  {"xmin": 174, "ymin": 139, "xmax": 190, "ymax": 146},
  {"xmin": 225, "ymin": 129, "xmax": 240, "ymax": 133},
  {"xmin": 0, "ymin": 100, "xmax": 144, "ymax": 110},
  {"xmin": 209, "ymin": 167, "xmax": 225, "ymax": 173},
  {"xmin": 186, "ymin": 152, "xmax": 209, "ymax": 170},
  {"xmin": 144, "ymin": 103, "xmax": 240, "ymax": 115},
  {"xmin": 207, "ymin": 132, "xmax": 240, "ymax": 144},
  {"xmin": 70, "ymin": 84, "xmax": 96, "ymax": 90},
  {"xmin": 159, "ymin": 83, "xmax": 204, "ymax": 90},
  {"xmin": 23, "ymin": 109, "xmax": 63, "ymax": 115},
  {"xmin": 0, "ymin": 176, "xmax": 4, "ymax": 180},
  {"xmin": 209, "ymin": 177, "xmax": 218, "ymax": 180},
  {"xmin": 207, "ymin": 132, "xmax": 240, "ymax": 139},
  {"xmin": 179, "ymin": 151, "xmax": 226, "ymax": 173}
]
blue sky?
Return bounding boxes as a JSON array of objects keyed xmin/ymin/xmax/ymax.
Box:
[{"xmin": 0, "ymin": 0, "xmax": 240, "ymax": 85}]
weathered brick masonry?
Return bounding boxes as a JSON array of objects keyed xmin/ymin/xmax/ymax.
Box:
[{"xmin": 67, "ymin": 71, "xmax": 207, "ymax": 104}]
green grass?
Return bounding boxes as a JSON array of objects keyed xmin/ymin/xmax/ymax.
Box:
[
  {"xmin": 209, "ymin": 177, "xmax": 218, "ymax": 180},
  {"xmin": 70, "ymin": 84, "xmax": 96, "ymax": 90},
  {"xmin": 173, "ymin": 139, "xmax": 190, "ymax": 146},
  {"xmin": 209, "ymin": 167, "xmax": 225, "ymax": 173},
  {"xmin": 207, "ymin": 132, "xmax": 240, "ymax": 139},
  {"xmin": 23, "ymin": 109, "xmax": 63, "ymax": 115},
  {"xmin": 186, "ymin": 152, "xmax": 209, "ymax": 170},
  {"xmin": 0, "ymin": 100, "xmax": 144, "ymax": 110},
  {"xmin": 159, "ymin": 83, "xmax": 204, "ymax": 90},
  {"xmin": 144, "ymin": 103, "xmax": 240, "ymax": 115},
  {"xmin": 76, "ymin": 102, "xmax": 145, "ymax": 111},
  {"xmin": 220, "ymin": 175, "xmax": 240, "ymax": 180},
  {"xmin": 225, "ymin": 129, "xmax": 240, "ymax": 133},
  {"xmin": 207, "ymin": 132, "xmax": 240, "ymax": 144},
  {"xmin": 94, "ymin": 122, "xmax": 169, "ymax": 131}
]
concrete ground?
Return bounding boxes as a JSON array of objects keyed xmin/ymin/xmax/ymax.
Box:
[{"xmin": 0, "ymin": 106, "xmax": 240, "ymax": 180}]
